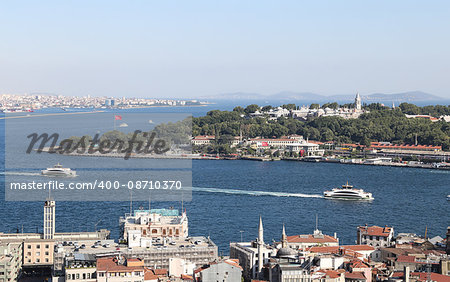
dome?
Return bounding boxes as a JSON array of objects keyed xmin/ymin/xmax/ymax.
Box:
[{"xmin": 277, "ymin": 247, "xmax": 297, "ymax": 258}]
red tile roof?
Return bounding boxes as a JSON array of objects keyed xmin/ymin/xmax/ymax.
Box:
[
  {"xmin": 153, "ymin": 268, "xmax": 168, "ymax": 276},
  {"xmin": 411, "ymin": 272, "xmax": 450, "ymax": 282},
  {"xmin": 224, "ymin": 259, "xmax": 243, "ymax": 270},
  {"xmin": 370, "ymin": 142, "xmax": 441, "ymax": 150},
  {"xmin": 316, "ymin": 270, "xmax": 342, "ymax": 279},
  {"xmin": 308, "ymin": 246, "xmax": 339, "ymax": 253},
  {"xmin": 287, "ymin": 234, "xmax": 338, "ymax": 244},
  {"xmin": 396, "ymin": 255, "xmax": 416, "ymax": 263},
  {"xmin": 144, "ymin": 268, "xmax": 159, "ymax": 280},
  {"xmin": 345, "ymin": 271, "xmax": 367, "ymax": 280},
  {"xmin": 193, "ymin": 135, "xmax": 215, "ymax": 140},
  {"xmin": 342, "ymin": 245, "xmax": 375, "ymax": 252},
  {"xmin": 97, "ymin": 257, "xmax": 144, "ymax": 272},
  {"xmin": 358, "ymin": 225, "xmax": 392, "ymax": 237}
]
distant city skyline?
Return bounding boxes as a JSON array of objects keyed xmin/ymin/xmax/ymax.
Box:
[{"xmin": 1, "ymin": 1, "xmax": 449, "ymax": 98}]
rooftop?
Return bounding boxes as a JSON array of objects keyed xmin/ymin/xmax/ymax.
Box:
[{"xmin": 358, "ymin": 225, "xmax": 392, "ymax": 237}]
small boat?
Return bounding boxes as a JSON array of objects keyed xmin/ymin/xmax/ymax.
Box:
[
  {"xmin": 119, "ymin": 123, "xmax": 128, "ymax": 127},
  {"xmin": 324, "ymin": 181, "xmax": 373, "ymax": 200},
  {"xmin": 447, "ymin": 195, "xmax": 450, "ymax": 201},
  {"xmin": 41, "ymin": 163, "xmax": 76, "ymax": 177}
]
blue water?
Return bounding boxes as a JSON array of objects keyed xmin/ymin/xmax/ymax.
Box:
[{"xmin": 1, "ymin": 106, "xmax": 449, "ymax": 254}]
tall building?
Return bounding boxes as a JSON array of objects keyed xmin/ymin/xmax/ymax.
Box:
[
  {"xmin": 43, "ymin": 198, "xmax": 55, "ymax": 240},
  {"xmin": 355, "ymin": 92, "xmax": 362, "ymax": 111}
]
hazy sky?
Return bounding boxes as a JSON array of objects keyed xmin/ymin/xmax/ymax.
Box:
[{"xmin": 1, "ymin": 1, "xmax": 449, "ymax": 98}]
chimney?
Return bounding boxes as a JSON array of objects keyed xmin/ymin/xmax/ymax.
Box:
[{"xmin": 334, "ymin": 232, "xmax": 337, "ymax": 239}]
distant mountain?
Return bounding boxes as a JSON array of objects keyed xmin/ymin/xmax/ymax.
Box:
[
  {"xmin": 364, "ymin": 91, "xmax": 443, "ymax": 101},
  {"xmin": 201, "ymin": 90, "xmax": 444, "ymax": 102}
]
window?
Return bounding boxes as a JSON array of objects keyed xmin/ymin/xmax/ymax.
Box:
[
  {"xmin": 27, "ymin": 245, "xmax": 31, "ymax": 249},
  {"xmin": 45, "ymin": 252, "xmax": 49, "ymax": 255},
  {"xmin": 45, "ymin": 244, "xmax": 49, "ymax": 248},
  {"xmin": 36, "ymin": 252, "xmax": 40, "ymax": 256},
  {"xmin": 36, "ymin": 258, "xmax": 40, "ymax": 263}
]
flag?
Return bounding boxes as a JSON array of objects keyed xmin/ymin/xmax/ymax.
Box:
[
  {"xmin": 115, "ymin": 115, "xmax": 122, "ymax": 120},
  {"xmin": 261, "ymin": 142, "xmax": 269, "ymax": 147}
]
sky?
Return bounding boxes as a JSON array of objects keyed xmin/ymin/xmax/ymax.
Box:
[{"xmin": 1, "ymin": 1, "xmax": 450, "ymax": 98}]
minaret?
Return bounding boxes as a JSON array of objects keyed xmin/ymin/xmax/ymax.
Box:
[
  {"xmin": 281, "ymin": 224, "xmax": 287, "ymax": 248},
  {"xmin": 257, "ymin": 216, "xmax": 264, "ymax": 275},
  {"xmin": 355, "ymin": 92, "xmax": 362, "ymax": 111},
  {"xmin": 43, "ymin": 198, "xmax": 55, "ymax": 239}
]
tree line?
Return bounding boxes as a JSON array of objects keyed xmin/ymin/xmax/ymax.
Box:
[{"xmin": 192, "ymin": 103, "xmax": 450, "ymax": 150}]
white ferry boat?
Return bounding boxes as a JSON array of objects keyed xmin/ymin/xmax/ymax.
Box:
[
  {"xmin": 324, "ymin": 182, "xmax": 373, "ymax": 200},
  {"xmin": 41, "ymin": 163, "xmax": 76, "ymax": 177}
]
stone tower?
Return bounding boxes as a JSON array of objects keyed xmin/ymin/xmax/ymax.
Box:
[
  {"xmin": 44, "ymin": 198, "xmax": 55, "ymax": 239},
  {"xmin": 355, "ymin": 92, "xmax": 362, "ymax": 111},
  {"xmin": 281, "ymin": 224, "xmax": 288, "ymax": 248},
  {"xmin": 257, "ymin": 216, "xmax": 264, "ymax": 275}
]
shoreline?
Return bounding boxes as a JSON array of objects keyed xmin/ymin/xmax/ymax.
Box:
[{"xmin": 40, "ymin": 149, "xmax": 450, "ymax": 171}]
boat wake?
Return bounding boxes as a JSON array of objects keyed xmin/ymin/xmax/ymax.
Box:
[
  {"xmin": 1, "ymin": 172, "xmax": 41, "ymax": 176},
  {"xmin": 192, "ymin": 187, "xmax": 323, "ymax": 198}
]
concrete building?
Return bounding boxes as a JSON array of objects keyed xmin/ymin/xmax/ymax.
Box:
[
  {"xmin": 0, "ymin": 242, "xmax": 22, "ymax": 281},
  {"xmin": 23, "ymin": 239, "xmax": 55, "ymax": 266},
  {"xmin": 357, "ymin": 225, "xmax": 394, "ymax": 248},
  {"xmin": 194, "ymin": 259, "xmax": 242, "ymax": 282},
  {"xmin": 120, "ymin": 209, "xmax": 188, "ymax": 243},
  {"xmin": 169, "ymin": 258, "xmax": 196, "ymax": 277}
]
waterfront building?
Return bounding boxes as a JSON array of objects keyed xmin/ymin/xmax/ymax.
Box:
[
  {"xmin": 370, "ymin": 142, "xmax": 442, "ymax": 152},
  {"xmin": 194, "ymin": 259, "xmax": 242, "ymax": 282},
  {"xmin": 285, "ymin": 229, "xmax": 339, "ymax": 250},
  {"xmin": 120, "ymin": 208, "xmax": 188, "ymax": 243},
  {"xmin": 357, "ymin": 225, "xmax": 394, "ymax": 248},
  {"xmin": 191, "ymin": 135, "xmax": 215, "ymax": 146},
  {"xmin": 286, "ymin": 142, "xmax": 325, "ymax": 157},
  {"xmin": 0, "ymin": 242, "xmax": 22, "ymax": 281},
  {"xmin": 229, "ymin": 217, "xmax": 277, "ymax": 280}
]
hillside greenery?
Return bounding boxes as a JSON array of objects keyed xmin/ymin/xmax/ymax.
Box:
[{"xmin": 192, "ymin": 103, "xmax": 450, "ymax": 150}]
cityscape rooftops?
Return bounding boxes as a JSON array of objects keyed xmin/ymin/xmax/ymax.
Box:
[
  {"xmin": 358, "ymin": 225, "xmax": 393, "ymax": 237},
  {"xmin": 287, "ymin": 234, "xmax": 338, "ymax": 244},
  {"xmin": 96, "ymin": 256, "xmax": 144, "ymax": 272}
]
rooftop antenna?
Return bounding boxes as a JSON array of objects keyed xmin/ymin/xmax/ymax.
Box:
[
  {"xmin": 181, "ymin": 189, "xmax": 184, "ymax": 212},
  {"xmin": 129, "ymin": 190, "xmax": 133, "ymax": 215},
  {"xmin": 239, "ymin": 230, "xmax": 245, "ymax": 242},
  {"xmin": 315, "ymin": 213, "xmax": 318, "ymax": 231}
]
